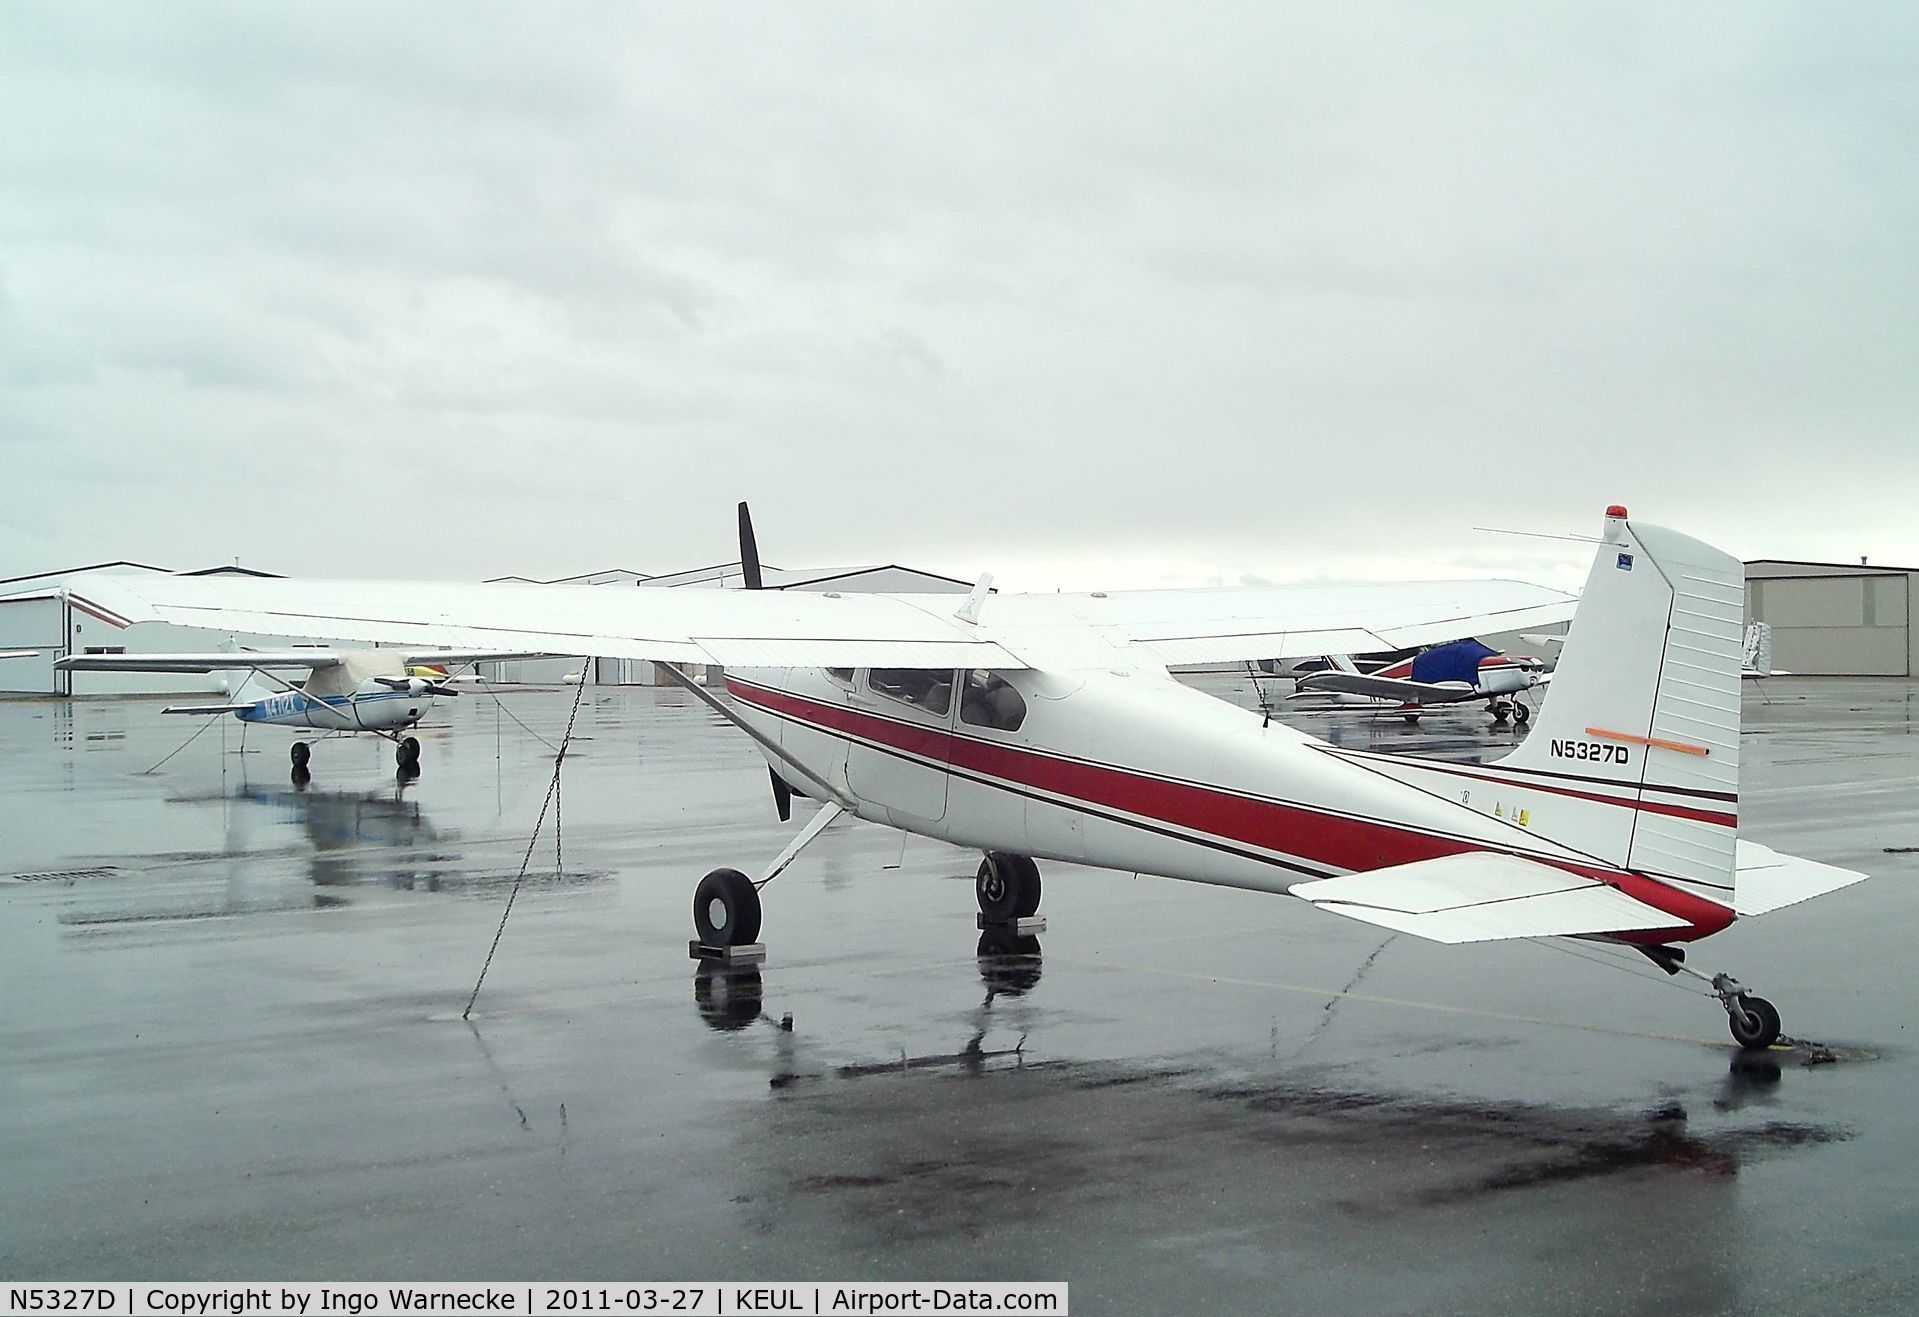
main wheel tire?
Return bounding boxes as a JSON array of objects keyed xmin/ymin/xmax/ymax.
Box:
[
  {"xmin": 977, "ymin": 852, "xmax": 1041, "ymax": 921},
  {"xmin": 1010, "ymin": 854, "xmax": 1042, "ymax": 917},
  {"xmin": 1729, "ymin": 995, "xmax": 1781, "ymax": 1049},
  {"xmin": 290, "ymin": 742, "xmax": 311, "ymax": 768},
  {"xmin": 693, "ymin": 867, "xmax": 761, "ymax": 947}
]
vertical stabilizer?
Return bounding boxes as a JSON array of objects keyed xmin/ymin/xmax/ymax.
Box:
[{"xmin": 1494, "ymin": 507, "xmax": 1743, "ymax": 904}]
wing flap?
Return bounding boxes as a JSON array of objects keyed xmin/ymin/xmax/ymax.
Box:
[
  {"xmin": 1733, "ymin": 840, "xmax": 1868, "ymax": 916},
  {"xmin": 1292, "ymin": 853, "xmax": 1681, "ymax": 943}
]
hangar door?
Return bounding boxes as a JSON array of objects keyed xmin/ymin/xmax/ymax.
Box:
[
  {"xmin": 0, "ymin": 593, "xmax": 65, "ymax": 694},
  {"xmin": 1748, "ymin": 574, "xmax": 1909, "ymax": 676}
]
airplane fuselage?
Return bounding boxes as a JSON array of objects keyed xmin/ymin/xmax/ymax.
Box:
[
  {"xmin": 727, "ymin": 666, "xmax": 1731, "ymax": 942},
  {"xmin": 238, "ymin": 682, "xmax": 435, "ymax": 732}
]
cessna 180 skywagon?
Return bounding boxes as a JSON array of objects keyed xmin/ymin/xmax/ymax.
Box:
[
  {"xmin": 53, "ymin": 648, "xmax": 512, "ymax": 773},
  {"xmin": 60, "ymin": 505, "xmax": 1865, "ymax": 1048},
  {"xmin": 1288, "ymin": 638, "xmax": 1550, "ymax": 723}
]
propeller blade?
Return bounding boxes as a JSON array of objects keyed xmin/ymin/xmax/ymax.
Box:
[
  {"xmin": 372, "ymin": 676, "xmax": 408, "ymax": 691},
  {"xmin": 738, "ymin": 501, "xmax": 762, "ymax": 590},
  {"xmin": 769, "ymin": 767, "xmax": 792, "ymax": 822},
  {"xmin": 424, "ymin": 684, "xmax": 460, "ymax": 697}
]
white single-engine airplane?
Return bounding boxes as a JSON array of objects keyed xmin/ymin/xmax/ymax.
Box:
[
  {"xmin": 1289, "ymin": 638, "xmax": 1550, "ymax": 723},
  {"xmin": 53, "ymin": 648, "xmax": 518, "ymax": 773},
  {"xmin": 60, "ymin": 504, "xmax": 1865, "ymax": 1048}
]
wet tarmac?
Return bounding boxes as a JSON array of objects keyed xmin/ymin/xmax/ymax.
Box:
[{"xmin": 2, "ymin": 676, "xmax": 1916, "ymax": 1313}]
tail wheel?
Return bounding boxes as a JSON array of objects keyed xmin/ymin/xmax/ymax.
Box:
[
  {"xmin": 693, "ymin": 867, "xmax": 761, "ymax": 946},
  {"xmin": 977, "ymin": 852, "xmax": 1041, "ymax": 921},
  {"xmin": 1728, "ymin": 995, "xmax": 1781, "ymax": 1050}
]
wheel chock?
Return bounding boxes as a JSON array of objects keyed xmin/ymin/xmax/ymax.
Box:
[
  {"xmin": 975, "ymin": 914, "xmax": 1046, "ymax": 935},
  {"xmin": 689, "ymin": 940, "xmax": 767, "ymax": 966}
]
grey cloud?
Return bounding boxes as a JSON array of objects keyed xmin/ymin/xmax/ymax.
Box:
[{"xmin": 2, "ymin": 3, "xmax": 1916, "ymax": 583}]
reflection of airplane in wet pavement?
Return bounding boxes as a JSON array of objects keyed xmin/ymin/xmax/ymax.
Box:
[
  {"xmin": 55, "ymin": 647, "xmax": 537, "ymax": 775},
  {"xmin": 1288, "ymin": 639, "xmax": 1550, "ymax": 724},
  {"xmin": 694, "ymin": 922, "xmax": 1042, "ymax": 1034}
]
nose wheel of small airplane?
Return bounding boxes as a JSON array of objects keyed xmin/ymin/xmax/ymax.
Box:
[
  {"xmin": 290, "ymin": 741, "xmax": 311, "ymax": 769},
  {"xmin": 977, "ymin": 852, "xmax": 1042, "ymax": 923},
  {"xmin": 394, "ymin": 735, "xmax": 421, "ymax": 771}
]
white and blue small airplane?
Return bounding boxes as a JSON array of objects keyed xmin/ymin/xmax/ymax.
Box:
[{"xmin": 54, "ymin": 648, "xmax": 524, "ymax": 774}]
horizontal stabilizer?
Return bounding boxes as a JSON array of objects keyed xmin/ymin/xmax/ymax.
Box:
[
  {"xmin": 160, "ymin": 703, "xmax": 254, "ymax": 716},
  {"xmin": 1734, "ymin": 841, "xmax": 1867, "ymax": 916},
  {"xmin": 1294, "ymin": 672, "xmax": 1473, "ymax": 703},
  {"xmin": 1292, "ymin": 853, "xmax": 1681, "ymax": 944}
]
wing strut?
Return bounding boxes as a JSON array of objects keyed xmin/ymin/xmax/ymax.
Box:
[{"xmin": 655, "ymin": 662, "xmax": 854, "ymax": 809}]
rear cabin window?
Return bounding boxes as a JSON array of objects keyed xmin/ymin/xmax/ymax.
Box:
[
  {"xmin": 867, "ymin": 668, "xmax": 954, "ymax": 717},
  {"xmin": 960, "ymin": 670, "xmax": 1026, "ymax": 731}
]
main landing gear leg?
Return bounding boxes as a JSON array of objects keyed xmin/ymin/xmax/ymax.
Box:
[
  {"xmin": 689, "ymin": 802, "xmax": 845, "ymax": 966},
  {"xmin": 976, "ymin": 852, "xmax": 1045, "ymax": 933}
]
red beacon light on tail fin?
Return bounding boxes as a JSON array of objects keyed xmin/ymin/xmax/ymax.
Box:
[{"xmin": 1605, "ymin": 504, "xmax": 1629, "ymax": 519}]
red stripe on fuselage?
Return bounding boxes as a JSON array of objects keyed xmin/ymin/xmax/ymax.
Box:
[
  {"xmin": 727, "ymin": 679, "xmax": 1734, "ymax": 941},
  {"xmin": 1330, "ymin": 752, "xmax": 1738, "ymax": 828}
]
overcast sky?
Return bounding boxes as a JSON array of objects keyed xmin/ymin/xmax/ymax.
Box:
[{"xmin": 2, "ymin": 4, "xmax": 1914, "ymax": 592}]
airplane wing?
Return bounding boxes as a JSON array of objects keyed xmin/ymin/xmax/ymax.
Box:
[
  {"xmin": 1292, "ymin": 672, "xmax": 1476, "ymax": 703},
  {"xmin": 55, "ymin": 652, "xmax": 345, "ymax": 673},
  {"xmin": 159, "ymin": 702, "xmax": 257, "ymax": 716},
  {"xmin": 1290, "ymin": 853, "xmax": 1683, "ymax": 942},
  {"xmin": 62, "ymin": 575, "xmax": 1576, "ymax": 672}
]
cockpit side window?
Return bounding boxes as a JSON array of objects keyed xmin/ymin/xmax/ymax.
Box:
[
  {"xmin": 825, "ymin": 668, "xmax": 856, "ymax": 686},
  {"xmin": 867, "ymin": 668, "xmax": 955, "ymax": 717},
  {"xmin": 959, "ymin": 670, "xmax": 1026, "ymax": 732}
]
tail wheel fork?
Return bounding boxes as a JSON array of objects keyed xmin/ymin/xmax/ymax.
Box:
[
  {"xmin": 1712, "ymin": 974, "xmax": 1782, "ymax": 1050},
  {"xmin": 1639, "ymin": 949, "xmax": 1784, "ymax": 1051}
]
